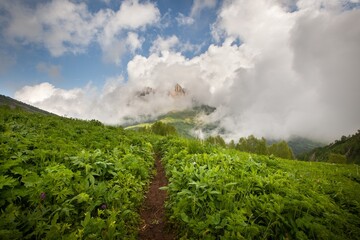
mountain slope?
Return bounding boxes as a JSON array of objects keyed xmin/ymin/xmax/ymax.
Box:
[
  {"xmin": 124, "ymin": 105, "xmax": 218, "ymax": 138},
  {"xmin": 300, "ymin": 130, "xmax": 360, "ymax": 164},
  {"xmin": 0, "ymin": 94, "xmax": 55, "ymax": 115},
  {"xmin": 286, "ymin": 137, "xmax": 326, "ymax": 157}
]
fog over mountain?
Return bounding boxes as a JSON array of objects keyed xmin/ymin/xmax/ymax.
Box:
[{"xmin": 7, "ymin": 0, "xmax": 360, "ymax": 142}]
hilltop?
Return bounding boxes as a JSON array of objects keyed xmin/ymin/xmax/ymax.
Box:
[{"xmin": 0, "ymin": 94, "xmax": 55, "ymax": 116}]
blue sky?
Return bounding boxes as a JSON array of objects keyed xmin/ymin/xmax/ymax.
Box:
[
  {"xmin": 0, "ymin": 0, "xmax": 219, "ymax": 96},
  {"xmin": 0, "ymin": 0, "xmax": 359, "ymax": 142}
]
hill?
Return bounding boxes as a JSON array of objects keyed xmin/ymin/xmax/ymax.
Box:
[
  {"xmin": 300, "ymin": 130, "xmax": 360, "ymax": 164},
  {"xmin": 266, "ymin": 137, "xmax": 326, "ymax": 158},
  {"xmin": 124, "ymin": 104, "xmax": 219, "ymax": 138},
  {"xmin": 0, "ymin": 94, "xmax": 55, "ymax": 115},
  {"xmin": 1, "ymin": 105, "xmax": 359, "ymax": 239},
  {"xmin": 287, "ymin": 137, "xmax": 326, "ymax": 157}
]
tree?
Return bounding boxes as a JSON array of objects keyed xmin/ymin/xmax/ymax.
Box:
[
  {"xmin": 236, "ymin": 135, "xmax": 267, "ymax": 155},
  {"xmin": 328, "ymin": 153, "xmax": 347, "ymax": 164},
  {"xmin": 150, "ymin": 121, "xmax": 177, "ymax": 136},
  {"xmin": 228, "ymin": 140, "xmax": 236, "ymax": 149},
  {"xmin": 205, "ymin": 135, "xmax": 226, "ymax": 147},
  {"xmin": 268, "ymin": 141, "xmax": 294, "ymax": 159}
]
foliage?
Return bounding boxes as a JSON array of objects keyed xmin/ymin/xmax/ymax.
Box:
[
  {"xmin": 150, "ymin": 121, "xmax": 177, "ymax": 136},
  {"xmin": 205, "ymin": 135, "xmax": 226, "ymax": 147},
  {"xmin": 0, "ymin": 106, "xmax": 154, "ymax": 239},
  {"xmin": 328, "ymin": 153, "xmax": 347, "ymax": 164},
  {"xmin": 2, "ymin": 103, "xmax": 360, "ymax": 239},
  {"xmin": 235, "ymin": 136, "xmax": 295, "ymax": 160},
  {"xmin": 158, "ymin": 137, "xmax": 360, "ymax": 240},
  {"xmin": 268, "ymin": 140, "xmax": 294, "ymax": 159},
  {"xmin": 300, "ymin": 130, "xmax": 360, "ymax": 164},
  {"xmin": 236, "ymin": 135, "xmax": 268, "ymax": 155},
  {"xmin": 286, "ymin": 137, "xmax": 325, "ymax": 157}
]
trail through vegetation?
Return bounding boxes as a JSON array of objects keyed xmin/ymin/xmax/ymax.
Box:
[
  {"xmin": 139, "ymin": 156, "xmax": 175, "ymax": 240},
  {"xmin": 1, "ymin": 105, "xmax": 360, "ymax": 239}
]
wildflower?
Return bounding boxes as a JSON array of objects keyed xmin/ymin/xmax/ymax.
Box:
[
  {"xmin": 100, "ymin": 204, "xmax": 107, "ymax": 210},
  {"xmin": 40, "ymin": 192, "xmax": 46, "ymax": 201}
]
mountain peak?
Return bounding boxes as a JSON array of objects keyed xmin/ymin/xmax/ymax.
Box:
[{"xmin": 169, "ymin": 83, "xmax": 186, "ymax": 97}]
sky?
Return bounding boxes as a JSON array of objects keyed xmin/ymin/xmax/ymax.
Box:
[{"xmin": 0, "ymin": 0, "xmax": 360, "ymax": 142}]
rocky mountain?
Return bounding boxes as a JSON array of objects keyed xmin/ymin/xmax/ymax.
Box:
[
  {"xmin": 136, "ymin": 87, "xmax": 156, "ymax": 97},
  {"xmin": 168, "ymin": 83, "xmax": 186, "ymax": 97}
]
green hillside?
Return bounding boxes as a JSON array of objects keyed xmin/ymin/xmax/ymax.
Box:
[
  {"xmin": 0, "ymin": 94, "xmax": 55, "ymax": 116},
  {"xmin": 1, "ymin": 105, "xmax": 359, "ymax": 239},
  {"xmin": 267, "ymin": 137, "xmax": 326, "ymax": 158},
  {"xmin": 125, "ymin": 106, "xmax": 324, "ymax": 156},
  {"xmin": 287, "ymin": 137, "xmax": 326, "ymax": 157},
  {"xmin": 125, "ymin": 105, "xmax": 218, "ymax": 138},
  {"xmin": 300, "ymin": 131, "xmax": 360, "ymax": 164}
]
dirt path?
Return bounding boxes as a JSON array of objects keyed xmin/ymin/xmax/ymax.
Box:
[{"xmin": 139, "ymin": 157, "xmax": 175, "ymax": 240}]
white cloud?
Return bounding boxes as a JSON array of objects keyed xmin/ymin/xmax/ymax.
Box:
[
  {"xmin": 15, "ymin": 82, "xmax": 57, "ymax": 104},
  {"xmin": 207, "ymin": 0, "xmax": 360, "ymax": 141},
  {"xmin": 3, "ymin": 0, "xmax": 103, "ymax": 56},
  {"xmin": 2, "ymin": 0, "xmax": 160, "ymax": 63},
  {"xmin": 36, "ymin": 62, "xmax": 62, "ymax": 78},
  {"xmin": 14, "ymin": 77, "xmax": 193, "ymax": 124},
  {"xmin": 150, "ymin": 35, "xmax": 205, "ymax": 55},
  {"xmin": 176, "ymin": 13, "xmax": 195, "ymax": 26},
  {"xmin": 126, "ymin": 32, "xmax": 144, "ymax": 53},
  {"xmin": 190, "ymin": 0, "xmax": 217, "ymax": 17},
  {"xmin": 150, "ymin": 35, "xmax": 180, "ymax": 54},
  {"xmin": 97, "ymin": 0, "xmax": 160, "ymax": 64}
]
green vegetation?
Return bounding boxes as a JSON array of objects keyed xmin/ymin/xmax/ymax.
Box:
[
  {"xmin": 0, "ymin": 106, "xmax": 154, "ymax": 239},
  {"xmin": 236, "ymin": 135, "xmax": 294, "ymax": 159},
  {"xmin": 268, "ymin": 141, "xmax": 294, "ymax": 160},
  {"xmin": 300, "ymin": 130, "xmax": 360, "ymax": 164},
  {"xmin": 236, "ymin": 135, "xmax": 268, "ymax": 155},
  {"xmin": 1, "ymin": 101, "xmax": 360, "ymax": 239},
  {"xmin": 286, "ymin": 137, "xmax": 326, "ymax": 157},
  {"xmin": 205, "ymin": 135, "xmax": 226, "ymax": 147},
  {"xmin": 125, "ymin": 105, "xmax": 217, "ymax": 138},
  {"xmin": 158, "ymin": 137, "xmax": 360, "ymax": 240}
]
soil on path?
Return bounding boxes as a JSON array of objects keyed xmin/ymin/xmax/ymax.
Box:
[{"xmin": 139, "ymin": 156, "xmax": 175, "ymax": 240}]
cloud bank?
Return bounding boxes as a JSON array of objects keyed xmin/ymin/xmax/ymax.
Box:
[{"xmin": 14, "ymin": 0, "xmax": 360, "ymax": 142}]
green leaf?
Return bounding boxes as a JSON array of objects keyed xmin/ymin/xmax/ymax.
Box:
[
  {"xmin": 180, "ymin": 212, "xmax": 189, "ymax": 223},
  {"xmin": 0, "ymin": 175, "xmax": 17, "ymax": 189}
]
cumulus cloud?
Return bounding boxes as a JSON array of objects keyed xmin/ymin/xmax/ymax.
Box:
[
  {"xmin": 1, "ymin": 0, "xmax": 159, "ymax": 63},
  {"xmin": 15, "ymin": 78, "xmax": 193, "ymax": 124},
  {"xmin": 150, "ymin": 35, "xmax": 179, "ymax": 54},
  {"xmin": 3, "ymin": 0, "xmax": 102, "ymax": 56},
  {"xmin": 98, "ymin": 0, "xmax": 160, "ymax": 64},
  {"xmin": 36, "ymin": 62, "xmax": 62, "ymax": 78},
  {"xmin": 209, "ymin": 0, "xmax": 360, "ymax": 141}
]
